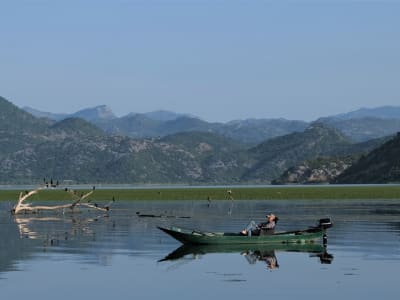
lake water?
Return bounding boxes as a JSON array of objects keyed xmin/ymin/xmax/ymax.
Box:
[{"xmin": 0, "ymin": 199, "xmax": 399, "ymax": 299}]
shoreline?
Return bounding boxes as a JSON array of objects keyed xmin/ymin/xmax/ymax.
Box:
[{"xmin": 1, "ymin": 185, "xmax": 400, "ymax": 201}]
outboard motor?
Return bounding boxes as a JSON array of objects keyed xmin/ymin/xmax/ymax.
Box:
[{"xmin": 318, "ymin": 218, "xmax": 333, "ymax": 229}]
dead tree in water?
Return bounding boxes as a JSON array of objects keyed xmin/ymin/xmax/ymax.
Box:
[{"xmin": 11, "ymin": 186, "xmax": 111, "ymax": 215}]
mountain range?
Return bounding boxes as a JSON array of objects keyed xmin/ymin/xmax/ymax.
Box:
[
  {"xmin": 24, "ymin": 104, "xmax": 400, "ymax": 144},
  {"xmin": 1, "ymin": 96, "xmax": 400, "ymax": 184},
  {"xmin": 24, "ymin": 105, "xmax": 308, "ymax": 145}
]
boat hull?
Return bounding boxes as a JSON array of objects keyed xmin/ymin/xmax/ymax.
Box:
[{"xmin": 158, "ymin": 226, "xmax": 326, "ymax": 245}]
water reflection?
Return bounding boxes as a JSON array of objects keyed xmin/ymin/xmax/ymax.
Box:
[
  {"xmin": 14, "ymin": 213, "xmax": 110, "ymax": 243},
  {"xmin": 1, "ymin": 199, "xmax": 400, "ymax": 300},
  {"xmin": 159, "ymin": 243, "xmax": 333, "ymax": 269}
]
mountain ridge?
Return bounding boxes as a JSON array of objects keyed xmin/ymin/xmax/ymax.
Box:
[
  {"xmin": 22, "ymin": 103, "xmax": 400, "ymax": 144},
  {"xmin": 1, "ymin": 96, "xmax": 398, "ymax": 184},
  {"xmin": 332, "ymin": 106, "xmax": 400, "ymax": 120},
  {"xmin": 334, "ymin": 133, "xmax": 400, "ymax": 183}
]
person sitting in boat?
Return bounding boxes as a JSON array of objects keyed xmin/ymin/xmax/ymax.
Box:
[{"xmin": 240, "ymin": 213, "xmax": 278, "ymax": 236}]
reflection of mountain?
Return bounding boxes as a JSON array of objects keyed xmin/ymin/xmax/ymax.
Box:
[{"xmin": 159, "ymin": 243, "xmax": 333, "ymax": 268}]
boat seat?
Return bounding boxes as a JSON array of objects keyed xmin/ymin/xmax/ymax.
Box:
[{"xmin": 259, "ymin": 228, "xmax": 275, "ymax": 236}]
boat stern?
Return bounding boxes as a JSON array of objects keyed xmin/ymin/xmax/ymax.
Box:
[{"xmin": 318, "ymin": 218, "xmax": 333, "ymax": 230}]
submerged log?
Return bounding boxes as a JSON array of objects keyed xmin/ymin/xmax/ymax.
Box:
[{"xmin": 135, "ymin": 211, "xmax": 191, "ymax": 219}]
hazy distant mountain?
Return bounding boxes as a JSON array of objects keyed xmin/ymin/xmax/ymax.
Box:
[
  {"xmin": 219, "ymin": 118, "xmax": 308, "ymax": 145},
  {"xmin": 333, "ymin": 106, "xmax": 400, "ymax": 120},
  {"xmin": 25, "ymin": 106, "xmax": 188, "ymax": 122},
  {"xmin": 316, "ymin": 106, "xmax": 400, "ymax": 142},
  {"xmin": 98, "ymin": 115, "xmax": 308, "ymax": 145},
  {"xmin": 97, "ymin": 113, "xmax": 161, "ymax": 137},
  {"xmin": 72, "ymin": 105, "xmax": 116, "ymax": 121},
  {"xmin": 23, "ymin": 106, "xmax": 67, "ymax": 121},
  {"xmin": 25, "ymin": 105, "xmax": 116, "ymax": 122},
  {"xmin": 22, "ymin": 105, "xmax": 309, "ymax": 144},
  {"xmin": 142, "ymin": 110, "xmax": 193, "ymax": 121},
  {"xmin": 29, "ymin": 104, "xmax": 400, "ymax": 145},
  {"xmin": 317, "ymin": 117, "xmax": 400, "ymax": 142},
  {"xmin": 23, "ymin": 104, "xmax": 400, "ymax": 144}
]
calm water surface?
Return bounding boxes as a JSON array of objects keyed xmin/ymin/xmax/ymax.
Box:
[{"xmin": 1, "ymin": 199, "xmax": 399, "ymax": 299}]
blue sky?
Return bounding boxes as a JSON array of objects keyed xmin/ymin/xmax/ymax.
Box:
[{"xmin": 1, "ymin": 0, "xmax": 399, "ymax": 122}]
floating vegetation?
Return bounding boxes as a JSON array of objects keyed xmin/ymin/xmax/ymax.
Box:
[{"xmin": 2, "ymin": 185, "xmax": 400, "ymax": 202}]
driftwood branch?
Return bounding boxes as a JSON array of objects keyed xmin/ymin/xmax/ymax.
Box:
[
  {"xmin": 11, "ymin": 186, "xmax": 112, "ymax": 215},
  {"xmin": 12, "ymin": 187, "xmax": 44, "ymax": 214}
]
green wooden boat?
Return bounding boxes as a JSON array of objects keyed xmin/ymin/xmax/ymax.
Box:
[{"xmin": 158, "ymin": 218, "xmax": 332, "ymax": 245}]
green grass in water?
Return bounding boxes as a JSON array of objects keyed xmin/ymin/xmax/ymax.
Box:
[{"xmin": 1, "ymin": 185, "xmax": 400, "ymax": 202}]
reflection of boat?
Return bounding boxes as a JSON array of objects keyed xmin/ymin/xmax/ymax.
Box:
[
  {"xmin": 159, "ymin": 243, "xmax": 333, "ymax": 268},
  {"xmin": 160, "ymin": 243, "xmax": 326, "ymax": 261},
  {"xmin": 158, "ymin": 218, "xmax": 332, "ymax": 245}
]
